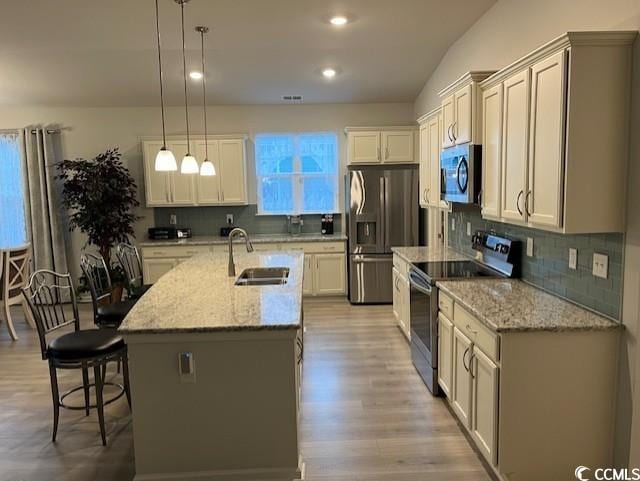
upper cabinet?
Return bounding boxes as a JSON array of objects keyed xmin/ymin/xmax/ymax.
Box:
[
  {"xmin": 142, "ymin": 135, "xmax": 248, "ymax": 208},
  {"xmin": 346, "ymin": 127, "xmax": 418, "ymax": 165},
  {"xmin": 479, "ymin": 31, "xmax": 635, "ymax": 233},
  {"xmin": 439, "ymin": 71, "xmax": 496, "ymax": 149},
  {"xmin": 418, "ymin": 108, "xmax": 445, "ymax": 208}
]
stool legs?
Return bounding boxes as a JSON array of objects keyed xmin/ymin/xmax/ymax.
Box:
[
  {"xmin": 93, "ymin": 364, "xmax": 107, "ymax": 446},
  {"xmin": 81, "ymin": 364, "xmax": 90, "ymax": 416},
  {"xmin": 48, "ymin": 362, "xmax": 60, "ymax": 443}
]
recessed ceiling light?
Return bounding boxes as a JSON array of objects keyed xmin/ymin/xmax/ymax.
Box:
[
  {"xmin": 189, "ymin": 71, "xmax": 203, "ymax": 80},
  {"xmin": 322, "ymin": 68, "xmax": 337, "ymax": 79},
  {"xmin": 329, "ymin": 15, "xmax": 349, "ymax": 26}
]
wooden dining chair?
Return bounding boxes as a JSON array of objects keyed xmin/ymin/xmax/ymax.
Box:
[{"xmin": 0, "ymin": 244, "xmax": 35, "ymax": 340}]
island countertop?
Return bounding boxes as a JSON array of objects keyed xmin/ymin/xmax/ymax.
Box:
[
  {"xmin": 391, "ymin": 246, "xmax": 470, "ymax": 263},
  {"xmin": 437, "ymin": 279, "xmax": 620, "ymax": 332},
  {"xmin": 119, "ymin": 250, "xmax": 304, "ymax": 334},
  {"xmin": 139, "ymin": 232, "xmax": 347, "ymax": 247}
]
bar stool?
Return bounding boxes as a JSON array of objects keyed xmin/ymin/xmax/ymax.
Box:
[
  {"xmin": 0, "ymin": 245, "xmax": 35, "ymax": 340},
  {"xmin": 116, "ymin": 243, "xmax": 152, "ymax": 300},
  {"xmin": 21, "ymin": 269, "xmax": 131, "ymax": 445},
  {"xmin": 80, "ymin": 253, "xmax": 135, "ymax": 329}
]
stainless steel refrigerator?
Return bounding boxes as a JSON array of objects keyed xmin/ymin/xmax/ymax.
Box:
[{"xmin": 346, "ymin": 164, "xmax": 418, "ymax": 304}]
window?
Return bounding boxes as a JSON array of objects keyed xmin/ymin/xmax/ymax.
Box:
[
  {"xmin": 0, "ymin": 131, "xmax": 27, "ymax": 247},
  {"xmin": 255, "ymin": 132, "xmax": 338, "ymax": 215}
]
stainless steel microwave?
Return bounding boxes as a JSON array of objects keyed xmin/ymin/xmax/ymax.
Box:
[{"xmin": 440, "ymin": 144, "xmax": 481, "ymax": 204}]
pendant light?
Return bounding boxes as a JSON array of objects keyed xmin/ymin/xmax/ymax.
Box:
[
  {"xmin": 196, "ymin": 26, "xmax": 216, "ymax": 176},
  {"xmin": 153, "ymin": 0, "xmax": 177, "ymax": 171},
  {"xmin": 177, "ymin": 0, "xmax": 198, "ymax": 174}
]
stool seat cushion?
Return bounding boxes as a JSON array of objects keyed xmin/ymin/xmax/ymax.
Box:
[
  {"xmin": 48, "ymin": 329, "xmax": 125, "ymax": 361},
  {"xmin": 96, "ymin": 300, "xmax": 136, "ymax": 327}
]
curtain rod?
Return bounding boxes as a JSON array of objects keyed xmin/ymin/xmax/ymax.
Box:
[{"xmin": 30, "ymin": 129, "xmax": 58, "ymax": 134}]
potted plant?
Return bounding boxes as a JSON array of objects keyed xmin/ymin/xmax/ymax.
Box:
[{"xmin": 56, "ymin": 148, "xmax": 140, "ymax": 302}]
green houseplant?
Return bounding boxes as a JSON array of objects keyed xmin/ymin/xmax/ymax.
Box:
[{"xmin": 56, "ymin": 148, "xmax": 140, "ymax": 298}]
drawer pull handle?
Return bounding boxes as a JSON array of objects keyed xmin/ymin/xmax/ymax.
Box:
[{"xmin": 466, "ymin": 324, "xmax": 478, "ymax": 335}]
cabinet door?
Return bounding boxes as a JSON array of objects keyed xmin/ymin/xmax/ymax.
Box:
[
  {"xmin": 454, "ymin": 84, "xmax": 472, "ymax": 145},
  {"xmin": 501, "ymin": 71, "xmax": 530, "ymax": 222},
  {"xmin": 481, "ymin": 84, "xmax": 503, "ymax": 219},
  {"xmin": 219, "ymin": 139, "xmax": 247, "ymax": 204},
  {"xmin": 382, "ymin": 131, "xmax": 415, "ymax": 163},
  {"xmin": 419, "ymin": 124, "xmax": 430, "ymax": 207},
  {"xmin": 314, "ymin": 254, "xmax": 346, "ymax": 295},
  {"xmin": 471, "ymin": 347, "xmax": 499, "ymax": 466},
  {"xmin": 303, "ymin": 254, "xmax": 314, "ymax": 296},
  {"xmin": 438, "ymin": 314, "xmax": 454, "ymax": 398},
  {"xmin": 441, "ymin": 95, "xmax": 455, "ymax": 148},
  {"xmin": 193, "ymin": 140, "xmax": 221, "ymax": 205},
  {"xmin": 143, "ymin": 258, "xmax": 177, "ymax": 284},
  {"xmin": 167, "ymin": 140, "xmax": 197, "ymax": 205},
  {"xmin": 349, "ymin": 131, "xmax": 381, "ymax": 164},
  {"xmin": 452, "ymin": 326, "xmax": 472, "ymax": 427},
  {"xmin": 527, "ymin": 50, "xmax": 566, "ymax": 229},
  {"xmin": 400, "ymin": 274, "xmax": 411, "ymax": 341},
  {"xmin": 427, "ymin": 114, "xmax": 442, "ymax": 206},
  {"xmin": 392, "ymin": 267, "xmax": 401, "ymax": 321},
  {"xmin": 142, "ymin": 141, "xmax": 171, "ymax": 206}
]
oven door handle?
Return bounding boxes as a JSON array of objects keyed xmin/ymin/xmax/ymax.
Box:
[{"xmin": 409, "ymin": 271, "xmax": 432, "ymax": 294}]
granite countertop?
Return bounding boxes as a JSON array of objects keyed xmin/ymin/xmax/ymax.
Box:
[
  {"xmin": 139, "ymin": 232, "xmax": 347, "ymax": 247},
  {"xmin": 437, "ymin": 279, "xmax": 620, "ymax": 333},
  {"xmin": 392, "ymin": 246, "xmax": 471, "ymax": 264},
  {"xmin": 119, "ymin": 251, "xmax": 304, "ymax": 334}
]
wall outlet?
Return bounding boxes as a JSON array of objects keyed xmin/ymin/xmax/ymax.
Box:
[
  {"xmin": 466, "ymin": 222, "xmax": 472, "ymax": 236},
  {"xmin": 568, "ymin": 248, "xmax": 578, "ymax": 270},
  {"xmin": 169, "ymin": 214, "xmax": 177, "ymax": 225},
  {"xmin": 226, "ymin": 214, "xmax": 234, "ymax": 225},
  {"xmin": 178, "ymin": 352, "xmax": 196, "ymax": 383},
  {"xmin": 451, "ymin": 218, "xmax": 456, "ymax": 231},
  {"xmin": 526, "ymin": 237, "xmax": 534, "ymax": 257},
  {"xmin": 592, "ymin": 253, "xmax": 609, "ymax": 279}
]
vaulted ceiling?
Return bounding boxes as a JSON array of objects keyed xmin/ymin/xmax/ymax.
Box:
[{"xmin": 0, "ymin": 0, "xmax": 495, "ymax": 106}]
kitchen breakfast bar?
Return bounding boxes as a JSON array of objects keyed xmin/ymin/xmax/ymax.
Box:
[{"xmin": 119, "ymin": 251, "xmax": 305, "ymax": 481}]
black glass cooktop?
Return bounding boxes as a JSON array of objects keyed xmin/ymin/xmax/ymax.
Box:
[{"xmin": 411, "ymin": 260, "xmax": 501, "ymax": 283}]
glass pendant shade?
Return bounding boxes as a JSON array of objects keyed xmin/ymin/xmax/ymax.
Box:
[
  {"xmin": 200, "ymin": 159, "xmax": 216, "ymax": 176},
  {"xmin": 180, "ymin": 154, "xmax": 199, "ymax": 174},
  {"xmin": 155, "ymin": 148, "xmax": 177, "ymax": 171}
]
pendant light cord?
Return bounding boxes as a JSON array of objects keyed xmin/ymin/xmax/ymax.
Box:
[
  {"xmin": 155, "ymin": 0, "xmax": 167, "ymax": 148},
  {"xmin": 180, "ymin": 0, "xmax": 191, "ymax": 153},
  {"xmin": 200, "ymin": 29, "xmax": 209, "ymax": 161}
]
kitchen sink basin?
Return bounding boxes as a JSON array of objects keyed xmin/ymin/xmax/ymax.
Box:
[{"xmin": 234, "ymin": 267, "xmax": 290, "ymax": 286}]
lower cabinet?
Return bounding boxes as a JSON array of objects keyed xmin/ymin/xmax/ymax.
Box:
[
  {"xmin": 437, "ymin": 314, "xmax": 453, "ymax": 397},
  {"xmin": 311, "ymin": 253, "xmax": 346, "ymax": 295},
  {"xmin": 143, "ymin": 258, "xmax": 178, "ymax": 284},
  {"xmin": 392, "ymin": 259, "xmax": 411, "ymax": 341},
  {"xmin": 451, "ymin": 326, "xmax": 473, "ymax": 427},
  {"xmin": 470, "ymin": 346, "xmax": 499, "ymax": 465}
]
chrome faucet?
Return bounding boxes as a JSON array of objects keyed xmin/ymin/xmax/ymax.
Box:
[{"xmin": 228, "ymin": 227, "xmax": 254, "ymax": 276}]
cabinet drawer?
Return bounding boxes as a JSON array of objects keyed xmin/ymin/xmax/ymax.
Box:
[
  {"xmin": 285, "ymin": 242, "xmax": 345, "ymax": 254},
  {"xmin": 392, "ymin": 254, "xmax": 410, "ymax": 276},
  {"xmin": 438, "ymin": 292, "xmax": 454, "ymax": 320},
  {"xmin": 453, "ymin": 304, "xmax": 499, "ymax": 363},
  {"xmin": 142, "ymin": 245, "xmax": 211, "ymax": 259}
]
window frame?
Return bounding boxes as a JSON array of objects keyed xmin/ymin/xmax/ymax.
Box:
[
  {"xmin": 255, "ymin": 132, "xmax": 339, "ymax": 216},
  {"xmin": 0, "ymin": 129, "xmax": 29, "ymax": 248}
]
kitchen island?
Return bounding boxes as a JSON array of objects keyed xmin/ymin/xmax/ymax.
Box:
[{"xmin": 119, "ymin": 251, "xmax": 304, "ymax": 481}]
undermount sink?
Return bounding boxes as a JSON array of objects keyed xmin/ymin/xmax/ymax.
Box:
[{"xmin": 234, "ymin": 267, "xmax": 290, "ymax": 286}]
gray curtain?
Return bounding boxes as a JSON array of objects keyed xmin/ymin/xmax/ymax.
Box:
[{"xmin": 21, "ymin": 127, "xmax": 69, "ymax": 275}]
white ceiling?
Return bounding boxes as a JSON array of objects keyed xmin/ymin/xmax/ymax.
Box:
[{"xmin": 0, "ymin": 0, "xmax": 495, "ymax": 106}]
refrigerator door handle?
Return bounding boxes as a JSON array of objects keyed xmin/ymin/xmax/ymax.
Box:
[
  {"xmin": 383, "ymin": 176, "xmax": 390, "ymax": 250},
  {"xmin": 379, "ymin": 176, "xmax": 386, "ymax": 252}
]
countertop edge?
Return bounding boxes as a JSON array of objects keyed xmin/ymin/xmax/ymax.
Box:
[
  {"xmin": 120, "ymin": 324, "xmax": 301, "ymax": 335},
  {"xmin": 139, "ymin": 234, "xmax": 347, "ymax": 247},
  {"xmin": 436, "ymin": 280, "xmax": 622, "ymax": 333}
]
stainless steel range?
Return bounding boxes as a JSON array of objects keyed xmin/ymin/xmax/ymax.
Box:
[{"xmin": 409, "ymin": 231, "xmax": 521, "ymax": 395}]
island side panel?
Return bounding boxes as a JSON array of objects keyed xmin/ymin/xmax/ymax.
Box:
[{"xmin": 125, "ymin": 330, "xmax": 300, "ymax": 480}]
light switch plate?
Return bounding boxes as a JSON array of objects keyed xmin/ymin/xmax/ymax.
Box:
[
  {"xmin": 593, "ymin": 253, "xmax": 609, "ymax": 279},
  {"xmin": 226, "ymin": 214, "xmax": 234, "ymax": 225},
  {"xmin": 451, "ymin": 218, "xmax": 456, "ymax": 231},
  {"xmin": 169, "ymin": 214, "xmax": 177, "ymax": 225},
  {"xmin": 568, "ymin": 248, "xmax": 577, "ymax": 270},
  {"xmin": 466, "ymin": 222, "xmax": 472, "ymax": 236},
  {"xmin": 526, "ymin": 237, "xmax": 534, "ymax": 257}
]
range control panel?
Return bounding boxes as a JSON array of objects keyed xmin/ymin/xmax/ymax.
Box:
[{"xmin": 472, "ymin": 230, "xmax": 521, "ymax": 277}]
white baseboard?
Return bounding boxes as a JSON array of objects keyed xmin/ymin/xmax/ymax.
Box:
[{"xmin": 134, "ymin": 465, "xmax": 303, "ymax": 481}]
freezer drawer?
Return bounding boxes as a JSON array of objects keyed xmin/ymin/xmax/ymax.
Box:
[{"xmin": 348, "ymin": 254, "xmax": 393, "ymax": 304}]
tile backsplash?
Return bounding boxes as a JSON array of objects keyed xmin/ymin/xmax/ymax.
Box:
[
  {"xmin": 448, "ymin": 206, "xmax": 623, "ymax": 320},
  {"xmin": 153, "ymin": 204, "xmax": 341, "ymax": 237}
]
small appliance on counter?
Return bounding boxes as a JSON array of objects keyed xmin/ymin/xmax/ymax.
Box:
[
  {"xmin": 287, "ymin": 215, "xmax": 303, "ymax": 236},
  {"xmin": 148, "ymin": 227, "xmax": 192, "ymax": 240},
  {"xmin": 409, "ymin": 231, "xmax": 520, "ymax": 395},
  {"xmin": 321, "ymin": 214, "xmax": 334, "ymax": 235}
]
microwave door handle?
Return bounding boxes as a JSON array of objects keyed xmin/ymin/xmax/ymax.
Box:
[{"xmin": 457, "ymin": 157, "xmax": 468, "ymax": 193}]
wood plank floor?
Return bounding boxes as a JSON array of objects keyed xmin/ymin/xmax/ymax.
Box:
[{"xmin": 0, "ymin": 298, "xmax": 492, "ymax": 481}]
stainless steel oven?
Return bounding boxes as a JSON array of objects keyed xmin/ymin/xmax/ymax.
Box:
[
  {"xmin": 408, "ymin": 267, "xmax": 439, "ymax": 395},
  {"xmin": 440, "ymin": 144, "xmax": 481, "ymax": 204}
]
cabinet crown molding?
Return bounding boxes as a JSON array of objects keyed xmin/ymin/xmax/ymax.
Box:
[
  {"xmin": 344, "ymin": 125, "xmax": 418, "ymax": 134},
  {"xmin": 416, "ymin": 106, "xmax": 442, "ymax": 125},
  {"xmin": 437, "ymin": 71, "xmax": 497, "ymax": 98},
  {"xmin": 139, "ymin": 134, "xmax": 248, "ymax": 142},
  {"xmin": 479, "ymin": 30, "xmax": 637, "ymax": 89}
]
